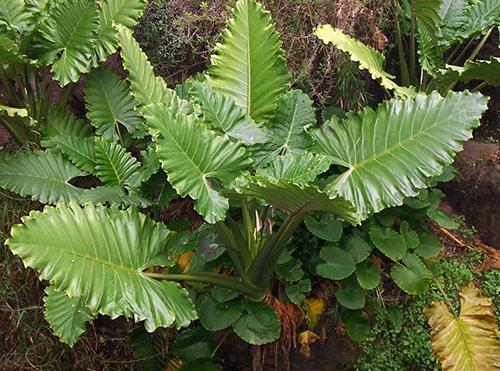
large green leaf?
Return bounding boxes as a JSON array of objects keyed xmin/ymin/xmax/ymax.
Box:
[
  {"xmin": 413, "ymin": 0, "xmax": 443, "ymax": 75},
  {"xmin": 0, "ymin": 151, "xmax": 85, "ymax": 203},
  {"xmin": 44, "ymin": 286, "xmax": 95, "ymax": 346},
  {"xmin": 256, "ymin": 152, "xmax": 331, "ymax": 186},
  {"xmin": 190, "ymin": 81, "xmax": 264, "ymax": 145},
  {"xmin": 453, "ymin": 0, "xmax": 500, "ymax": 41},
  {"xmin": 0, "ymin": 34, "xmax": 26, "ymax": 65},
  {"xmin": 94, "ymin": 0, "xmax": 146, "ymax": 64},
  {"xmin": 208, "ymin": 0, "xmax": 289, "ymax": 123},
  {"xmin": 233, "ymin": 176, "xmax": 360, "ymax": 224},
  {"xmin": 52, "ymin": 136, "xmax": 97, "ymax": 174},
  {"xmin": 85, "ymin": 68, "xmax": 143, "ymax": 140},
  {"xmin": 33, "ymin": 0, "xmax": 98, "ymax": 86},
  {"xmin": 41, "ymin": 108, "xmax": 93, "ymax": 148},
  {"xmin": 116, "ymin": 25, "xmax": 192, "ymax": 114},
  {"xmin": 253, "ymin": 90, "xmax": 315, "ymax": 166},
  {"xmin": 0, "ymin": 0, "xmax": 30, "ymax": 33},
  {"xmin": 94, "ymin": 138, "xmax": 141, "ymax": 188},
  {"xmin": 311, "ymin": 91, "xmax": 488, "ymax": 220},
  {"xmin": 315, "ymin": 25, "xmax": 412, "ymax": 96},
  {"xmin": 439, "ymin": 0, "xmax": 466, "ymax": 42},
  {"xmin": 143, "ymin": 104, "xmax": 252, "ymax": 223},
  {"xmin": 435, "ymin": 57, "xmax": 500, "ymax": 89},
  {"xmin": 7, "ymin": 202, "xmax": 197, "ymax": 331}
]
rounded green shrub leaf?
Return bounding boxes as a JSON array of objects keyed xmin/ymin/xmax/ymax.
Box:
[
  {"xmin": 391, "ymin": 254, "xmax": 432, "ymax": 294},
  {"xmin": 232, "ymin": 301, "xmax": 280, "ymax": 345},
  {"xmin": 369, "ymin": 225, "xmax": 407, "ymax": 261},
  {"xmin": 316, "ymin": 246, "xmax": 356, "ymax": 280}
]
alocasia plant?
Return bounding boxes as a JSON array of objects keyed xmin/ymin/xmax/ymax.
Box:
[
  {"xmin": 0, "ymin": 0, "xmax": 490, "ymax": 348},
  {"xmin": 316, "ymin": 0, "xmax": 500, "ymax": 95},
  {"xmin": 0, "ymin": 0, "xmax": 146, "ymax": 143}
]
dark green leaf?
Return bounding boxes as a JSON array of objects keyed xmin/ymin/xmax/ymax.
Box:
[
  {"xmin": 369, "ymin": 226, "xmax": 407, "ymax": 261},
  {"xmin": 317, "ymin": 246, "xmax": 356, "ymax": 280},
  {"xmin": 232, "ymin": 301, "xmax": 280, "ymax": 345},
  {"xmin": 304, "ymin": 215, "xmax": 343, "ymax": 242}
]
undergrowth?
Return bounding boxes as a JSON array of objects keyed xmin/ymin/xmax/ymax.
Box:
[{"xmin": 357, "ymin": 248, "xmax": 498, "ymax": 371}]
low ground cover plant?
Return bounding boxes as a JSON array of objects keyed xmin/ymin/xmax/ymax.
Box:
[{"xmin": 0, "ymin": 0, "xmax": 498, "ymax": 369}]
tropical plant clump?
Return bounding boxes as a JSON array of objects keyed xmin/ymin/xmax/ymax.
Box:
[{"xmin": 0, "ymin": 0, "xmax": 498, "ymax": 369}]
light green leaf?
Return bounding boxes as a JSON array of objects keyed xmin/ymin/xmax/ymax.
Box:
[
  {"xmin": 315, "ymin": 24, "xmax": 412, "ymax": 96},
  {"xmin": 44, "ymin": 286, "xmax": 95, "ymax": 346},
  {"xmin": 80, "ymin": 186, "xmax": 149, "ymax": 207},
  {"xmin": 208, "ymin": 0, "xmax": 289, "ymax": 123},
  {"xmin": 335, "ymin": 279, "xmax": 365, "ymax": 310},
  {"xmin": 197, "ymin": 295, "xmax": 242, "ymax": 331},
  {"xmin": 369, "ymin": 226, "xmax": 407, "ymax": 261},
  {"xmin": 233, "ymin": 176, "xmax": 360, "ymax": 224},
  {"xmin": 453, "ymin": 0, "xmax": 500, "ymax": 41},
  {"xmin": 144, "ymin": 104, "xmax": 252, "ymax": 223},
  {"xmin": 94, "ymin": 138, "xmax": 141, "ymax": 188},
  {"xmin": 116, "ymin": 25, "xmax": 192, "ymax": 113},
  {"xmin": 427, "ymin": 207, "xmax": 459, "ymax": 229},
  {"xmin": 304, "ymin": 215, "xmax": 343, "ymax": 242},
  {"xmin": 34, "ymin": 0, "xmax": 98, "ymax": 86},
  {"xmin": 391, "ymin": 254, "xmax": 432, "ymax": 294},
  {"xmin": 435, "ymin": 57, "xmax": 500, "ymax": 89},
  {"xmin": 7, "ymin": 202, "xmax": 197, "ymax": 331},
  {"xmin": 0, "ymin": 104, "xmax": 28, "ymax": 118},
  {"xmin": 440, "ymin": 0, "xmax": 466, "ymax": 41},
  {"xmin": 355, "ymin": 260, "xmax": 381, "ymax": 290},
  {"xmin": 312, "ymin": 92, "xmax": 488, "ymax": 220},
  {"xmin": 51, "ymin": 136, "xmax": 97, "ymax": 174},
  {"xmin": 253, "ymin": 90, "xmax": 315, "ymax": 166},
  {"xmin": 93, "ymin": 0, "xmax": 146, "ymax": 63},
  {"xmin": 0, "ymin": 35, "xmax": 26, "ymax": 65},
  {"xmin": 0, "ymin": 0, "xmax": 30, "ymax": 32},
  {"xmin": 0, "ymin": 151, "xmax": 85, "ymax": 203},
  {"xmin": 41, "ymin": 108, "xmax": 92, "ymax": 148},
  {"xmin": 232, "ymin": 301, "xmax": 280, "ymax": 345},
  {"xmin": 316, "ymin": 246, "xmax": 356, "ymax": 280},
  {"xmin": 85, "ymin": 68, "xmax": 143, "ymax": 140},
  {"xmin": 190, "ymin": 81, "xmax": 265, "ymax": 145},
  {"xmin": 256, "ymin": 152, "xmax": 331, "ymax": 186}
]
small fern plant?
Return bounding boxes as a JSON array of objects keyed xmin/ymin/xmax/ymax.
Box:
[{"xmin": 0, "ymin": 0, "xmax": 490, "ymax": 346}]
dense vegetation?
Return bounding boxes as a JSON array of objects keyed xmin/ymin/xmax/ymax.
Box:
[{"xmin": 0, "ymin": 0, "xmax": 498, "ymax": 369}]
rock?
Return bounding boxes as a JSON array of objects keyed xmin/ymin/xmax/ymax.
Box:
[{"xmin": 441, "ymin": 140, "xmax": 500, "ymax": 248}]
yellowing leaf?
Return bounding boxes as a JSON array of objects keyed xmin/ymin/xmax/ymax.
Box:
[
  {"xmin": 424, "ymin": 283, "xmax": 500, "ymax": 370},
  {"xmin": 303, "ymin": 297, "xmax": 326, "ymax": 329},
  {"xmin": 298, "ymin": 330, "xmax": 320, "ymax": 359}
]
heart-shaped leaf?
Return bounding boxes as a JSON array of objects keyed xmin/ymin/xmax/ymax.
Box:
[{"xmin": 316, "ymin": 246, "xmax": 356, "ymax": 280}]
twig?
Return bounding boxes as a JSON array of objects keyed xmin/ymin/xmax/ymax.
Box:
[{"xmin": 439, "ymin": 227, "xmax": 467, "ymax": 247}]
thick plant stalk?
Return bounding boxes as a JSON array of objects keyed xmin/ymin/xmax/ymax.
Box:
[
  {"xmin": 393, "ymin": 0, "xmax": 410, "ymax": 86},
  {"xmin": 247, "ymin": 212, "xmax": 305, "ymax": 290},
  {"xmin": 143, "ymin": 271, "xmax": 265, "ymax": 300}
]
